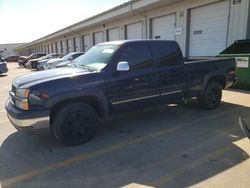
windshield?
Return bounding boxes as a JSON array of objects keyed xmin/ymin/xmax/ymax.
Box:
[
  {"xmin": 74, "ymin": 44, "xmax": 119, "ymax": 71},
  {"xmin": 62, "ymin": 53, "xmax": 73, "ymax": 61}
]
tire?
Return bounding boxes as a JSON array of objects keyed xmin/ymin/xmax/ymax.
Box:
[
  {"xmin": 52, "ymin": 103, "xmax": 98, "ymax": 146},
  {"xmin": 200, "ymin": 81, "xmax": 222, "ymax": 109}
]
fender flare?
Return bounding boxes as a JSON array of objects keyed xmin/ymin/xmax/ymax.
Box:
[
  {"xmin": 200, "ymin": 71, "xmax": 226, "ymax": 96},
  {"xmin": 45, "ymin": 89, "xmax": 109, "ymax": 117}
]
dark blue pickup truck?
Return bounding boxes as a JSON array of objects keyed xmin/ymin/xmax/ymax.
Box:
[
  {"xmin": 0, "ymin": 58, "xmax": 8, "ymax": 75},
  {"xmin": 6, "ymin": 40, "xmax": 236, "ymax": 146}
]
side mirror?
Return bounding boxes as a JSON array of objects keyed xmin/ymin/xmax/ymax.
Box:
[{"xmin": 117, "ymin": 61, "xmax": 130, "ymax": 72}]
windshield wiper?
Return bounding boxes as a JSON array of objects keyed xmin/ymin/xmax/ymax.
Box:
[{"xmin": 76, "ymin": 64, "xmax": 89, "ymax": 70}]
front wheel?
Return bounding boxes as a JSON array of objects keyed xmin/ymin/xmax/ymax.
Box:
[
  {"xmin": 199, "ymin": 81, "xmax": 222, "ymax": 109},
  {"xmin": 52, "ymin": 103, "xmax": 98, "ymax": 146}
]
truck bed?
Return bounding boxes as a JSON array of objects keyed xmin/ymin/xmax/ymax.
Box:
[{"xmin": 184, "ymin": 58, "xmax": 236, "ymax": 97}]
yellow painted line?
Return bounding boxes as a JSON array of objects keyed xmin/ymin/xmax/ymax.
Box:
[
  {"xmin": 148, "ymin": 146, "xmax": 234, "ymax": 187},
  {"xmin": 1, "ymin": 105, "xmax": 244, "ymax": 187},
  {"xmin": 1, "ymin": 126, "xmax": 182, "ymax": 187}
]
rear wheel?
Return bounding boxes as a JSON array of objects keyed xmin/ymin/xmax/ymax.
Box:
[
  {"xmin": 52, "ymin": 103, "xmax": 98, "ymax": 146},
  {"xmin": 200, "ymin": 81, "xmax": 222, "ymax": 109}
]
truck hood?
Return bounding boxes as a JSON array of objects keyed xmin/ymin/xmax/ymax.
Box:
[
  {"xmin": 19, "ymin": 56, "xmax": 28, "ymax": 60},
  {"xmin": 13, "ymin": 67, "xmax": 87, "ymax": 88},
  {"xmin": 56, "ymin": 60, "xmax": 71, "ymax": 68}
]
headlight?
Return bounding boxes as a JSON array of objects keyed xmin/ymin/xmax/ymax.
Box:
[
  {"xmin": 15, "ymin": 99, "xmax": 29, "ymax": 110},
  {"xmin": 15, "ymin": 89, "xmax": 30, "ymax": 110},
  {"xmin": 16, "ymin": 89, "xmax": 30, "ymax": 98}
]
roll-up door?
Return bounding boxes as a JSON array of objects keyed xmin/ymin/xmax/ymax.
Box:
[
  {"xmin": 108, "ymin": 27, "xmax": 120, "ymax": 41},
  {"xmin": 74, "ymin": 37, "xmax": 81, "ymax": 52},
  {"xmin": 94, "ymin": 32, "xmax": 103, "ymax": 45},
  {"xmin": 151, "ymin": 14, "xmax": 176, "ymax": 40},
  {"xmin": 126, "ymin": 22, "xmax": 143, "ymax": 39},
  {"xmin": 189, "ymin": 1, "xmax": 230, "ymax": 56},
  {"xmin": 82, "ymin": 35, "xmax": 91, "ymax": 52}
]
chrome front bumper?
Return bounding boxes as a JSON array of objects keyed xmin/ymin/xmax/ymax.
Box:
[{"xmin": 5, "ymin": 99, "xmax": 51, "ymax": 135}]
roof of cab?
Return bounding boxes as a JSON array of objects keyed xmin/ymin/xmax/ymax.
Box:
[{"xmin": 99, "ymin": 40, "xmax": 178, "ymax": 46}]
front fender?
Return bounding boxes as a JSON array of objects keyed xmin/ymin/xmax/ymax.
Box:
[{"xmin": 45, "ymin": 88, "xmax": 109, "ymax": 117}]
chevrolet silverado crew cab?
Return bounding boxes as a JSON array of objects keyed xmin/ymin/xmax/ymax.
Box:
[{"xmin": 6, "ymin": 40, "xmax": 236, "ymax": 146}]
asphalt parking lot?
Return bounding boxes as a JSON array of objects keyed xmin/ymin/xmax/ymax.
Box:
[{"xmin": 0, "ymin": 63, "xmax": 250, "ymax": 188}]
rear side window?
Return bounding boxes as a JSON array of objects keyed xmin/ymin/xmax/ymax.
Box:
[
  {"xmin": 151, "ymin": 43, "xmax": 179, "ymax": 67},
  {"xmin": 118, "ymin": 44, "xmax": 153, "ymax": 70},
  {"xmin": 72, "ymin": 53, "xmax": 81, "ymax": 59}
]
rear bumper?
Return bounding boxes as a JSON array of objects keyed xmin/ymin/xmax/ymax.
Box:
[
  {"xmin": 225, "ymin": 75, "xmax": 237, "ymax": 88},
  {"xmin": 0, "ymin": 67, "xmax": 8, "ymax": 74},
  {"xmin": 5, "ymin": 99, "xmax": 51, "ymax": 135}
]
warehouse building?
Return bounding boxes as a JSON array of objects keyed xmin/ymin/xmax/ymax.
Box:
[
  {"xmin": 16, "ymin": 0, "xmax": 250, "ymax": 57},
  {"xmin": 0, "ymin": 43, "xmax": 26, "ymax": 57}
]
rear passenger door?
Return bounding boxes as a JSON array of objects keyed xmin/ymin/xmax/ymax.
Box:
[
  {"xmin": 150, "ymin": 42, "xmax": 187, "ymax": 103},
  {"xmin": 106, "ymin": 43, "xmax": 160, "ymax": 113}
]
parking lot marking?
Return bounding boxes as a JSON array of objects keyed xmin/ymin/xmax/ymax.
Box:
[
  {"xmin": 1, "ymin": 105, "xmax": 245, "ymax": 187},
  {"xmin": 148, "ymin": 146, "xmax": 234, "ymax": 187},
  {"xmin": 1, "ymin": 126, "xmax": 182, "ymax": 187},
  {"xmin": 0, "ymin": 110, "xmax": 6, "ymax": 113}
]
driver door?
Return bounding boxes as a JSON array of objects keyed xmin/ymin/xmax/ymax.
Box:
[{"xmin": 105, "ymin": 42, "xmax": 160, "ymax": 114}]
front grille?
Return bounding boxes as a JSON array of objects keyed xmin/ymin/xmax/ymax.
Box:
[
  {"xmin": 12, "ymin": 85, "xmax": 16, "ymax": 93},
  {"xmin": 10, "ymin": 85, "xmax": 16, "ymax": 105}
]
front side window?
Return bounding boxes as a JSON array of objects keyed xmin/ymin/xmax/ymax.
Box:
[
  {"xmin": 72, "ymin": 53, "xmax": 82, "ymax": 59},
  {"xmin": 74, "ymin": 44, "xmax": 119, "ymax": 72},
  {"xmin": 118, "ymin": 44, "xmax": 153, "ymax": 70}
]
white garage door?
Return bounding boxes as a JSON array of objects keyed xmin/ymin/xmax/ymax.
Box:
[
  {"xmin": 108, "ymin": 28, "xmax": 120, "ymax": 41},
  {"xmin": 189, "ymin": 1, "xmax": 230, "ymax": 56},
  {"xmin": 74, "ymin": 37, "xmax": 81, "ymax": 52},
  {"xmin": 62, "ymin": 40, "xmax": 67, "ymax": 54},
  {"xmin": 151, "ymin": 14, "xmax": 176, "ymax": 40},
  {"xmin": 126, "ymin": 22, "xmax": 143, "ymax": 39},
  {"xmin": 47, "ymin": 44, "xmax": 50, "ymax": 54},
  {"xmin": 66, "ymin": 39, "xmax": 73, "ymax": 53},
  {"xmin": 94, "ymin": 32, "xmax": 103, "ymax": 45},
  {"xmin": 57, "ymin": 42, "xmax": 61, "ymax": 53},
  {"xmin": 82, "ymin": 35, "xmax": 91, "ymax": 52}
]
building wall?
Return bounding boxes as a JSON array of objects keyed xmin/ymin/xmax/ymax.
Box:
[
  {"xmin": 227, "ymin": 0, "xmax": 250, "ymax": 45},
  {"xmin": 17, "ymin": 0, "xmax": 249, "ymax": 57},
  {"xmin": 247, "ymin": 0, "xmax": 250, "ymax": 39},
  {"xmin": 0, "ymin": 43, "xmax": 26, "ymax": 57}
]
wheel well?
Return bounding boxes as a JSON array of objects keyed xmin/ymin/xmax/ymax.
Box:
[
  {"xmin": 208, "ymin": 75, "xmax": 226, "ymax": 89},
  {"xmin": 50, "ymin": 96, "xmax": 105, "ymax": 125}
]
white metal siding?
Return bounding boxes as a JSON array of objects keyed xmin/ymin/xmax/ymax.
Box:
[
  {"xmin": 151, "ymin": 14, "xmax": 176, "ymax": 40},
  {"xmin": 108, "ymin": 28, "xmax": 120, "ymax": 41},
  {"xmin": 189, "ymin": 1, "xmax": 230, "ymax": 56},
  {"xmin": 83, "ymin": 35, "xmax": 91, "ymax": 51},
  {"xmin": 94, "ymin": 32, "xmax": 103, "ymax": 45},
  {"xmin": 126, "ymin": 22, "xmax": 143, "ymax": 39}
]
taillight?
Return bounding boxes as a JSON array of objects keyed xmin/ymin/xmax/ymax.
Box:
[{"xmin": 228, "ymin": 70, "xmax": 235, "ymax": 75}]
